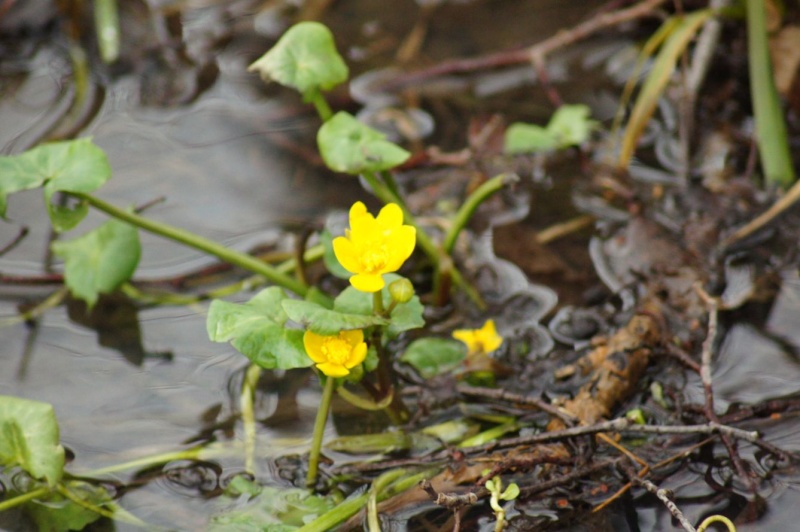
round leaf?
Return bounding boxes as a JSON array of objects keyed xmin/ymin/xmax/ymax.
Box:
[
  {"xmin": 0, "ymin": 396, "xmax": 65, "ymax": 486},
  {"xmin": 318, "ymin": 112, "xmax": 410, "ymax": 174},
  {"xmin": 248, "ymin": 21, "xmax": 348, "ymax": 99},
  {"xmin": 51, "ymin": 218, "xmax": 141, "ymax": 308},
  {"xmin": 281, "ymin": 299, "xmax": 387, "ymax": 335},
  {"xmin": 400, "ymin": 338, "xmax": 467, "ymax": 378}
]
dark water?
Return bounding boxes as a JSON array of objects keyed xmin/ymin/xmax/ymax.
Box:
[{"xmin": 2, "ymin": 1, "xmax": 800, "ymax": 530}]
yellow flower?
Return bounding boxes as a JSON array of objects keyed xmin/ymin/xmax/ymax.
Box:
[
  {"xmin": 452, "ymin": 319, "xmax": 503, "ymax": 356},
  {"xmin": 304, "ymin": 329, "xmax": 368, "ymax": 377},
  {"xmin": 333, "ymin": 201, "xmax": 416, "ymax": 293}
]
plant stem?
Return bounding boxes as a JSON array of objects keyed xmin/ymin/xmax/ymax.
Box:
[
  {"xmin": 93, "ymin": 0, "xmax": 120, "ymax": 63},
  {"xmin": 746, "ymin": 0, "xmax": 796, "ymax": 188},
  {"xmin": 77, "ymin": 446, "xmax": 212, "ymax": 477},
  {"xmin": 306, "ymin": 375, "xmax": 335, "ymax": 488},
  {"xmin": 0, "ymin": 486, "xmax": 51, "ymax": 512},
  {"xmin": 443, "ymin": 173, "xmax": 517, "ymax": 255},
  {"xmin": 241, "ymin": 364, "xmax": 262, "ymax": 474},
  {"xmin": 309, "ymin": 89, "xmax": 334, "ymax": 122},
  {"xmin": 69, "ymin": 192, "xmax": 308, "ymax": 296},
  {"xmin": 297, "ymin": 468, "xmax": 438, "ymax": 532},
  {"xmin": 373, "ymin": 290, "xmax": 385, "ymax": 316}
]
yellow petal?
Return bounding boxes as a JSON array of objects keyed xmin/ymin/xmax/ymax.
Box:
[
  {"xmin": 345, "ymin": 341, "xmax": 367, "ymax": 368},
  {"xmin": 452, "ymin": 329, "xmax": 477, "ymax": 346},
  {"xmin": 303, "ymin": 330, "xmax": 328, "ymax": 363},
  {"xmin": 316, "ymin": 362, "xmax": 349, "ymax": 377},
  {"xmin": 383, "ymin": 225, "xmax": 416, "ymax": 271},
  {"xmin": 350, "ymin": 272, "xmax": 385, "ymax": 292},
  {"xmin": 332, "ymin": 236, "xmax": 360, "ymax": 274},
  {"xmin": 376, "ymin": 203, "xmax": 403, "ymax": 228},
  {"xmin": 350, "ymin": 201, "xmax": 375, "ymax": 235},
  {"xmin": 480, "ymin": 320, "xmax": 503, "ymax": 352},
  {"xmin": 340, "ymin": 329, "xmax": 364, "ymax": 346}
]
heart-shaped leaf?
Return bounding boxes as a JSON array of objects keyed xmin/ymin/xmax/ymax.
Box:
[
  {"xmin": 51, "ymin": 218, "xmax": 141, "ymax": 308},
  {"xmin": 248, "ymin": 21, "xmax": 348, "ymax": 100},
  {"xmin": 400, "ymin": 338, "xmax": 467, "ymax": 378},
  {"xmin": 207, "ymin": 288, "xmax": 312, "ymax": 370},
  {"xmin": 0, "ymin": 396, "xmax": 65, "ymax": 486},
  {"xmin": 318, "ymin": 112, "xmax": 410, "ymax": 174}
]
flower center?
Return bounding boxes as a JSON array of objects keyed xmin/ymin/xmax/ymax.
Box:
[
  {"xmin": 321, "ymin": 337, "xmax": 351, "ymax": 365},
  {"xmin": 358, "ymin": 242, "xmax": 389, "ymax": 274}
]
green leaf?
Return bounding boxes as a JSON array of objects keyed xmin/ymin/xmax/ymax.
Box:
[
  {"xmin": 0, "ymin": 138, "xmax": 111, "ymax": 230},
  {"xmin": 546, "ymin": 104, "xmax": 597, "ymax": 147},
  {"xmin": 210, "ymin": 484, "xmax": 339, "ymax": 531},
  {"xmin": 333, "ymin": 274, "xmax": 424, "ymax": 337},
  {"xmin": 0, "ymin": 396, "xmax": 65, "ymax": 486},
  {"xmin": 317, "ymin": 112, "xmax": 410, "ymax": 174},
  {"xmin": 504, "ymin": 123, "xmax": 558, "ymax": 154},
  {"xmin": 282, "ymin": 299, "xmax": 387, "ymax": 335},
  {"xmin": 501, "ymin": 482, "xmax": 520, "ymax": 501},
  {"xmin": 248, "ymin": 21, "xmax": 348, "ymax": 99},
  {"xmin": 25, "ymin": 481, "xmax": 111, "ymax": 532},
  {"xmin": 51, "ymin": 218, "xmax": 141, "ymax": 308},
  {"xmin": 207, "ymin": 288, "xmax": 312, "ymax": 370},
  {"xmin": 504, "ymin": 104, "xmax": 596, "ymax": 154},
  {"xmin": 400, "ymin": 338, "xmax": 467, "ymax": 378}
]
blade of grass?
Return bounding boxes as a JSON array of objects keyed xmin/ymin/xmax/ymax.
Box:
[
  {"xmin": 617, "ymin": 10, "xmax": 712, "ymax": 168},
  {"xmin": 746, "ymin": 0, "xmax": 795, "ymax": 188}
]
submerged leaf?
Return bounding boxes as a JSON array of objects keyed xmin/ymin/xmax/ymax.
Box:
[
  {"xmin": 51, "ymin": 219, "xmax": 141, "ymax": 308},
  {"xmin": 25, "ymin": 480, "xmax": 111, "ymax": 532},
  {"xmin": 317, "ymin": 112, "xmax": 410, "ymax": 174},
  {"xmin": 248, "ymin": 21, "xmax": 348, "ymax": 99},
  {"xmin": 0, "ymin": 396, "xmax": 65, "ymax": 486},
  {"xmin": 207, "ymin": 288, "xmax": 311, "ymax": 370}
]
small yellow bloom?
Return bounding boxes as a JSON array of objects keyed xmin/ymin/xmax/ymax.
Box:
[
  {"xmin": 304, "ymin": 329, "xmax": 368, "ymax": 377},
  {"xmin": 452, "ymin": 319, "xmax": 503, "ymax": 356},
  {"xmin": 333, "ymin": 202, "xmax": 416, "ymax": 292}
]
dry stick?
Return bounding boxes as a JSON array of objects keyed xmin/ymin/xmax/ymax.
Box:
[
  {"xmin": 695, "ymin": 284, "xmax": 761, "ymax": 497},
  {"xmin": 630, "ymin": 475, "xmax": 697, "ymax": 532},
  {"xmin": 383, "ymin": 0, "xmax": 669, "ymax": 89},
  {"xmin": 721, "ymin": 178, "xmax": 800, "ymax": 249}
]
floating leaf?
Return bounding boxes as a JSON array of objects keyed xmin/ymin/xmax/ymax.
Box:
[
  {"xmin": 317, "ymin": 112, "xmax": 410, "ymax": 174},
  {"xmin": 207, "ymin": 288, "xmax": 311, "ymax": 370},
  {"xmin": 0, "ymin": 138, "xmax": 112, "ymax": 230},
  {"xmin": 248, "ymin": 21, "xmax": 348, "ymax": 100},
  {"xmin": 0, "ymin": 396, "xmax": 65, "ymax": 486},
  {"xmin": 400, "ymin": 338, "xmax": 467, "ymax": 378},
  {"xmin": 282, "ymin": 299, "xmax": 387, "ymax": 336},
  {"xmin": 51, "ymin": 219, "xmax": 141, "ymax": 308}
]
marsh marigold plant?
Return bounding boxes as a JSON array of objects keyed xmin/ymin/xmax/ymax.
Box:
[
  {"xmin": 304, "ymin": 329, "xmax": 368, "ymax": 377},
  {"xmin": 453, "ymin": 319, "xmax": 503, "ymax": 356},
  {"xmin": 333, "ymin": 202, "xmax": 416, "ymax": 292}
]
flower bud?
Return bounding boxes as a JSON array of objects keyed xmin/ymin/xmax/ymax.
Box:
[{"xmin": 389, "ymin": 278, "xmax": 414, "ymax": 304}]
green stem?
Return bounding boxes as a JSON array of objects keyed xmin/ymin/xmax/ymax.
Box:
[
  {"xmin": 241, "ymin": 364, "xmax": 262, "ymax": 474},
  {"xmin": 297, "ymin": 468, "xmax": 439, "ymax": 532},
  {"xmin": 443, "ymin": 173, "xmax": 517, "ymax": 255},
  {"xmin": 373, "ymin": 290, "xmax": 385, "ymax": 316},
  {"xmin": 77, "ymin": 446, "xmax": 211, "ymax": 477},
  {"xmin": 309, "ymin": 89, "xmax": 334, "ymax": 122},
  {"xmin": 93, "ymin": 0, "xmax": 120, "ymax": 63},
  {"xmin": 306, "ymin": 375, "xmax": 336, "ymax": 488},
  {"xmin": 361, "ymin": 171, "xmax": 485, "ymax": 308},
  {"xmin": 746, "ymin": 0, "xmax": 795, "ymax": 188},
  {"xmin": 57, "ymin": 484, "xmax": 149, "ymax": 528},
  {"xmin": 69, "ymin": 192, "xmax": 308, "ymax": 296},
  {"xmin": 0, "ymin": 486, "xmax": 51, "ymax": 512}
]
